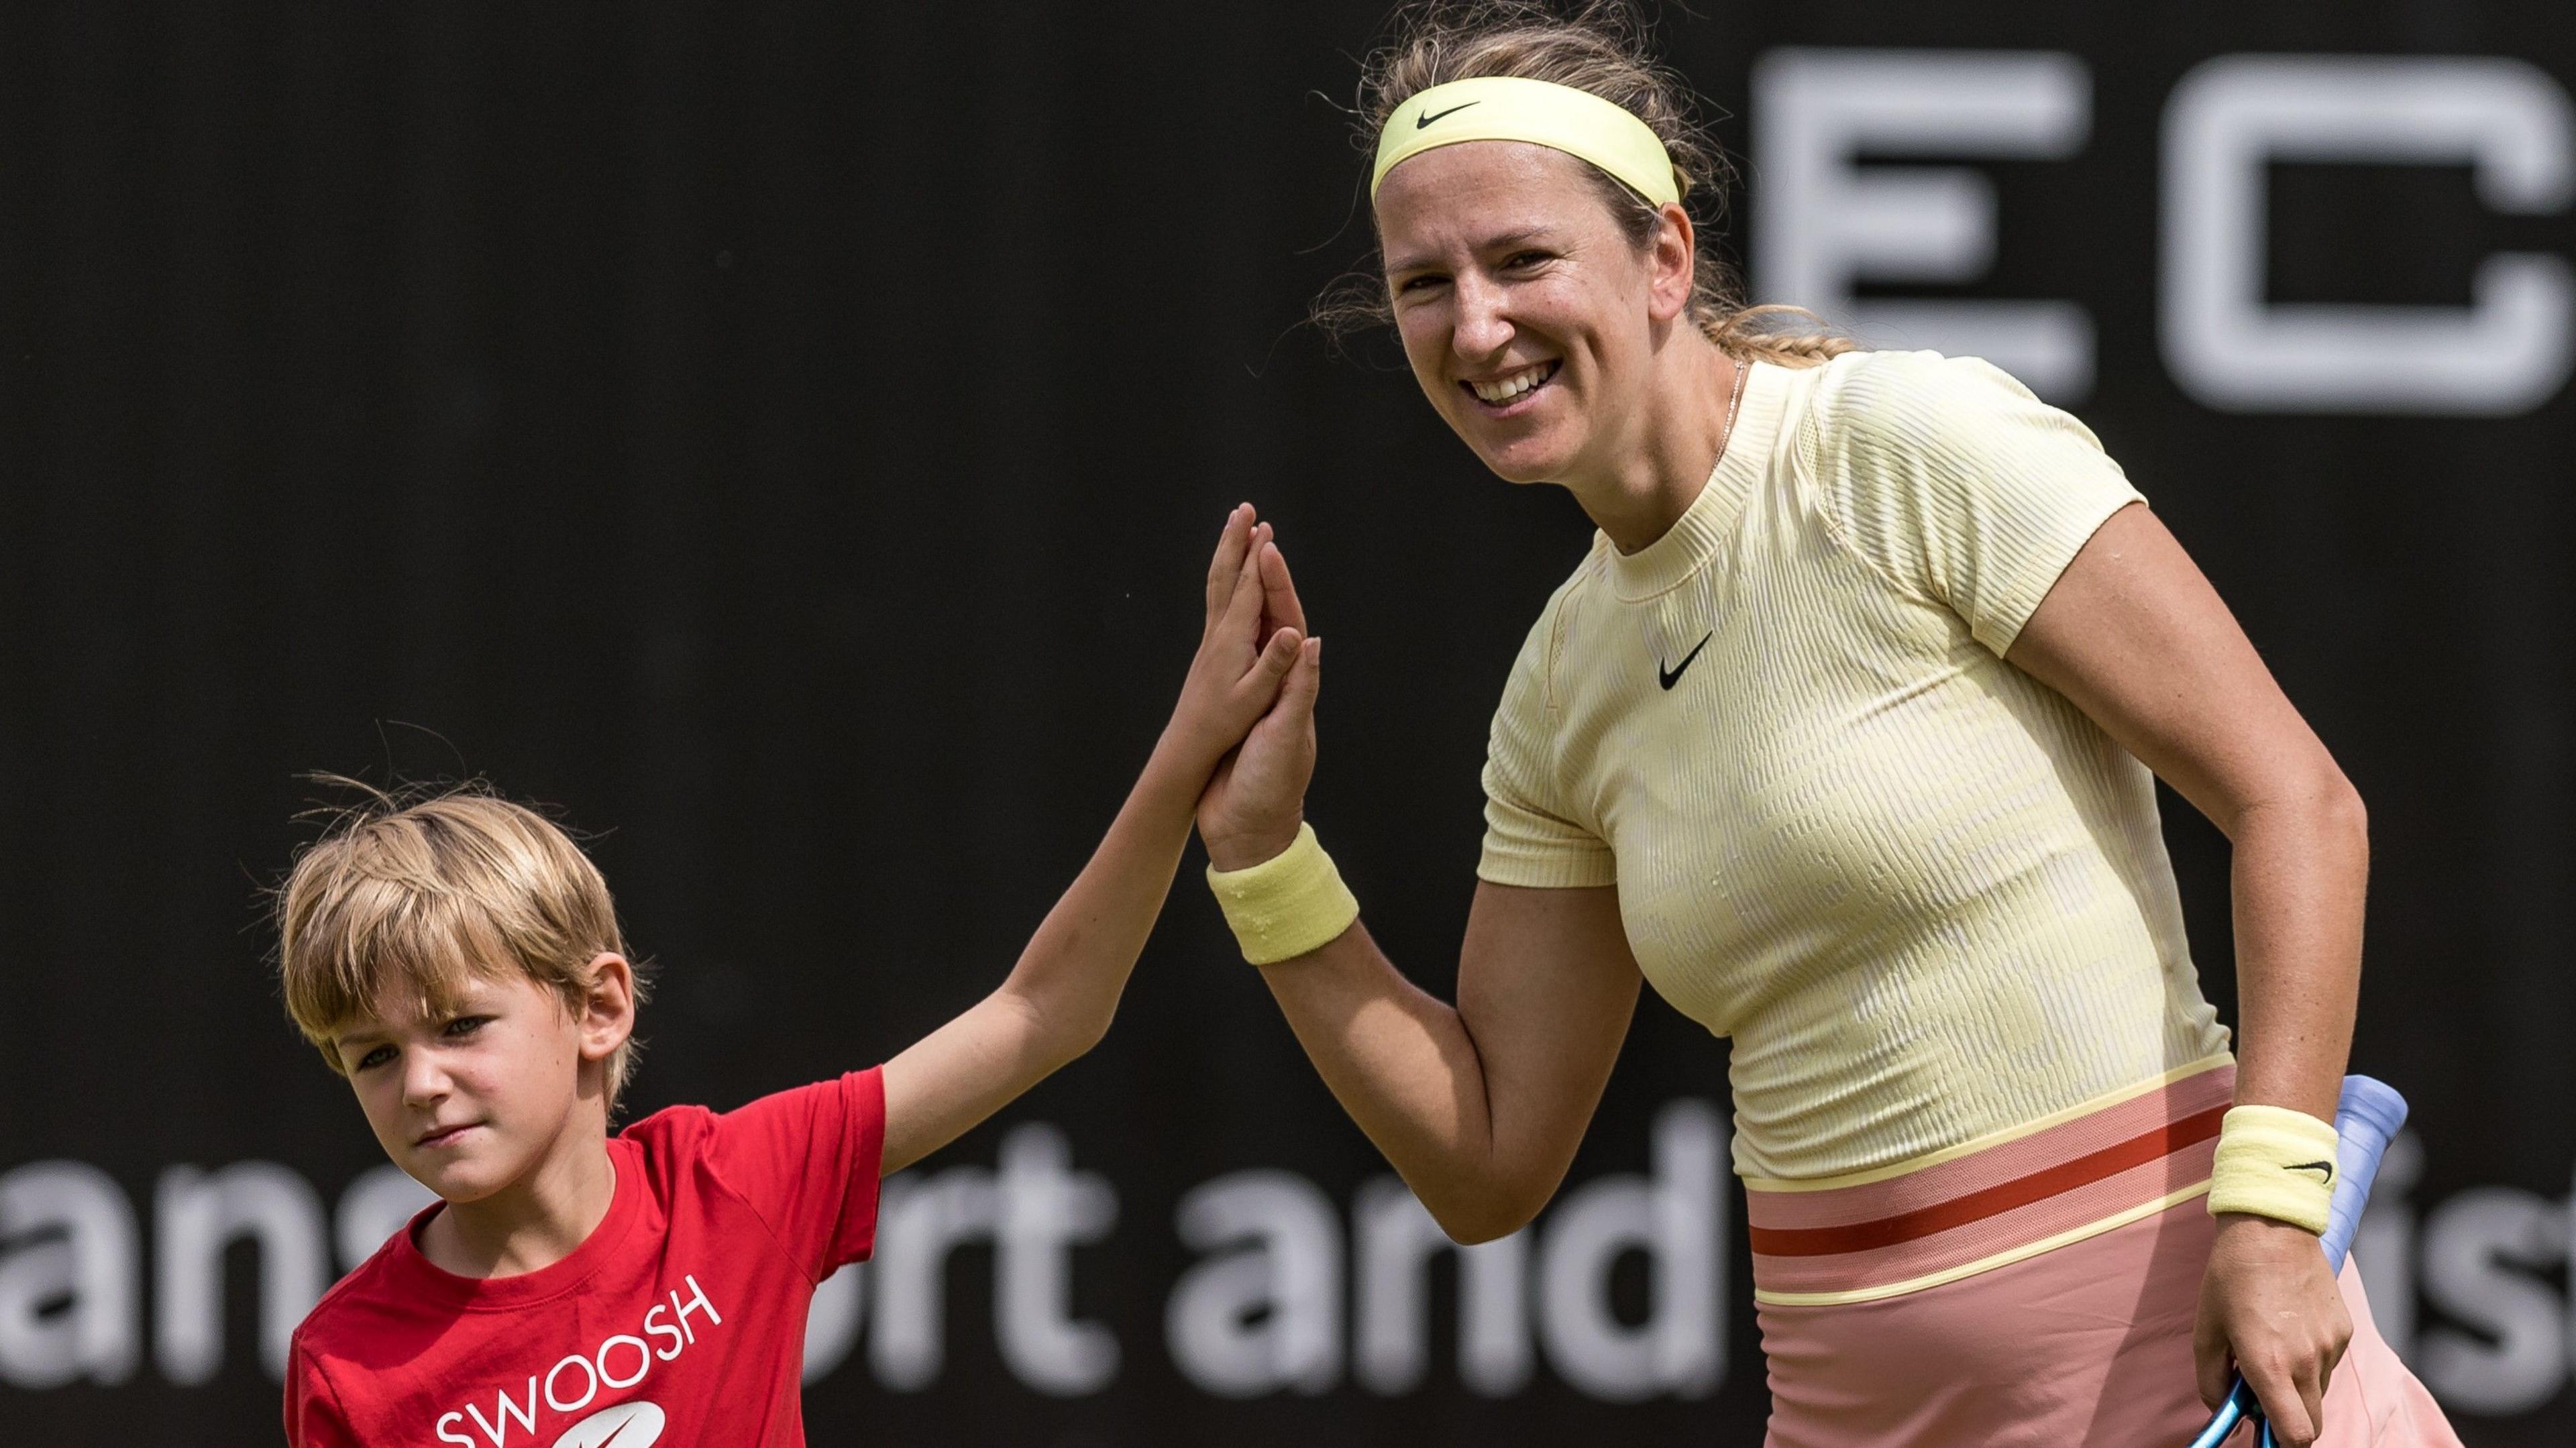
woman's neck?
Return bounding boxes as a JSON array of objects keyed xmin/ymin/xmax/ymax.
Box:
[
  {"xmin": 421, "ymin": 1123, "xmax": 619, "ymax": 1279},
  {"xmin": 1561, "ymin": 333, "xmax": 1741, "ymax": 555}
]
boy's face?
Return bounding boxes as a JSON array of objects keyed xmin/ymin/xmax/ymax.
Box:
[{"xmin": 331, "ymin": 960, "xmax": 631, "ymax": 1204}]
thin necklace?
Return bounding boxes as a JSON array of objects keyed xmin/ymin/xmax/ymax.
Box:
[{"xmin": 1709, "ymin": 355, "xmax": 1749, "ymax": 477}]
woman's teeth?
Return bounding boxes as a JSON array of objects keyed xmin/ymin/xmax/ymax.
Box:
[{"xmin": 1468, "ymin": 362, "xmax": 1556, "ymax": 405}]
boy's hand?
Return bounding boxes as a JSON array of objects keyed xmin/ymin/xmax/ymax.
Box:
[{"xmin": 1165, "ymin": 505, "xmax": 1311, "ymax": 772}]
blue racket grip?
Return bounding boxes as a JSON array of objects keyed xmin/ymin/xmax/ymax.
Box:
[
  {"xmin": 2185, "ymin": 1075, "xmax": 2409, "ymax": 1447},
  {"xmin": 2318, "ymin": 1075, "xmax": 2407, "ymax": 1274}
]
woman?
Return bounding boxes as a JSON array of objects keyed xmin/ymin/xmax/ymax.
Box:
[{"xmin": 1194, "ymin": 5, "xmax": 2460, "ymax": 1445}]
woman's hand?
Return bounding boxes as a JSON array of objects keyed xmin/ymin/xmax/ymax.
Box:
[
  {"xmin": 2194, "ymin": 1213, "xmax": 2353, "ymax": 1447},
  {"xmin": 1197, "ymin": 516, "xmax": 1318, "ymax": 870},
  {"xmin": 1163, "ymin": 506, "xmax": 1308, "ymax": 776}
]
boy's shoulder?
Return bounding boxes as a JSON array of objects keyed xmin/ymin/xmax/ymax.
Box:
[{"xmin": 289, "ymin": 1203, "xmax": 445, "ymax": 1361}]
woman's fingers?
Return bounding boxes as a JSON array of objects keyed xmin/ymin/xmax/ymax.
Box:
[
  {"xmin": 1281, "ymin": 636, "xmax": 1322, "ymax": 719},
  {"xmin": 2242, "ymin": 1355, "xmax": 2314, "ymax": 1447},
  {"xmin": 1258, "ymin": 536, "xmax": 1306, "ymax": 636},
  {"xmin": 1250, "ymin": 626, "xmax": 1305, "ymax": 686},
  {"xmin": 2192, "ymin": 1308, "xmax": 2231, "ymax": 1409}
]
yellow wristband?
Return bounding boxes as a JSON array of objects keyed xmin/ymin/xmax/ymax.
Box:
[
  {"xmin": 1205, "ymin": 822, "xmax": 1360, "ymax": 966},
  {"xmin": 2206, "ymin": 1104, "xmax": 2339, "ymax": 1235}
]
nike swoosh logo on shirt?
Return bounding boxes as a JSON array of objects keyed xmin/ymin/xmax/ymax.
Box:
[{"xmin": 1658, "ymin": 633, "xmax": 1713, "ymax": 691}]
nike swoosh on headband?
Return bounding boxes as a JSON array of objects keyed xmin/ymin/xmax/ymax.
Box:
[{"xmin": 1415, "ymin": 101, "xmax": 1480, "ymax": 128}]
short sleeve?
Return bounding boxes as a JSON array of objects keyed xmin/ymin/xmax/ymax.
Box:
[
  {"xmin": 704, "ymin": 1067, "xmax": 887, "ymax": 1283},
  {"xmin": 284, "ymin": 1335, "xmax": 360, "ymax": 1448},
  {"xmin": 1803, "ymin": 351, "xmax": 2145, "ymax": 655},
  {"xmin": 1478, "ymin": 599, "xmax": 1615, "ymax": 889}
]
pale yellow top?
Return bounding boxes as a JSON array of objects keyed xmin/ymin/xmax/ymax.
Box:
[{"xmin": 1478, "ymin": 349, "xmax": 2233, "ymax": 1182}]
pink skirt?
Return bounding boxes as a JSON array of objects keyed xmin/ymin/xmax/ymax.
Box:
[{"xmin": 1746, "ymin": 1066, "xmax": 2460, "ymax": 1447}]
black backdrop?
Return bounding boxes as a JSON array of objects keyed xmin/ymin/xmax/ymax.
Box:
[{"xmin": 3, "ymin": 3, "xmax": 2572, "ymax": 1444}]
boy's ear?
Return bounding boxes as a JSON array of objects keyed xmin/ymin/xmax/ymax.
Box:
[{"xmin": 576, "ymin": 952, "xmax": 637, "ymax": 1062}]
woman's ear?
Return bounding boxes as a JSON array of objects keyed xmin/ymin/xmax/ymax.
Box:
[
  {"xmin": 1648, "ymin": 203, "xmax": 1696, "ymax": 323},
  {"xmin": 576, "ymin": 952, "xmax": 637, "ymax": 1063}
]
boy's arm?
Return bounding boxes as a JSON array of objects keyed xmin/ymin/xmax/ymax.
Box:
[{"xmin": 880, "ymin": 506, "xmax": 1313, "ymax": 1174}]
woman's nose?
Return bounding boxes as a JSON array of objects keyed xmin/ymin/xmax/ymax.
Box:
[{"xmin": 1449, "ymin": 272, "xmax": 1515, "ymax": 358}]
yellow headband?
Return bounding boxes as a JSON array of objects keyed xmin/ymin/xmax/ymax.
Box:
[{"xmin": 1371, "ymin": 76, "xmax": 1680, "ymax": 209}]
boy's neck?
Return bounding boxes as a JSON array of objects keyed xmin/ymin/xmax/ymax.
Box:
[{"xmin": 419, "ymin": 1128, "xmax": 620, "ymax": 1280}]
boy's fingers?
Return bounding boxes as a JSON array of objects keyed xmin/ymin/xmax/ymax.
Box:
[
  {"xmin": 1205, "ymin": 505, "xmax": 1254, "ymax": 621},
  {"xmin": 1220, "ymin": 534, "xmax": 1271, "ymax": 636}
]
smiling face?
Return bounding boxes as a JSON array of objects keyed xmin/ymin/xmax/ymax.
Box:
[
  {"xmin": 331, "ymin": 959, "xmax": 632, "ymax": 1205},
  {"xmin": 1376, "ymin": 140, "xmax": 1692, "ymax": 484}
]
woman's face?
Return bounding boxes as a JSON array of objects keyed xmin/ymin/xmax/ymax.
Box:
[{"xmin": 1376, "ymin": 140, "xmax": 1679, "ymax": 484}]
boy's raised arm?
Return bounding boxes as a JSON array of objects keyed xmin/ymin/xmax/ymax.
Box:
[{"xmin": 879, "ymin": 506, "xmax": 1317, "ymax": 1174}]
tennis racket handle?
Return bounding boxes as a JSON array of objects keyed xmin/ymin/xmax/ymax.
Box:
[{"xmin": 2320, "ymin": 1075, "xmax": 2408, "ymax": 1273}]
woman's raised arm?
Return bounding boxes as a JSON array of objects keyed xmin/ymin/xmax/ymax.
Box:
[
  {"xmin": 1197, "ymin": 525, "xmax": 1642, "ymax": 1243},
  {"xmin": 1238, "ymin": 883, "xmax": 1642, "ymax": 1243}
]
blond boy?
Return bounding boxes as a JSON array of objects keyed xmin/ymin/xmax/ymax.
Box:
[{"xmin": 276, "ymin": 509, "xmax": 1315, "ymax": 1447}]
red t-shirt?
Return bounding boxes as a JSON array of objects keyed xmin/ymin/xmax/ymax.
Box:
[{"xmin": 286, "ymin": 1068, "xmax": 885, "ymax": 1448}]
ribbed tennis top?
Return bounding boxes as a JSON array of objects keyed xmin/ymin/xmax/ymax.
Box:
[{"xmin": 1477, "ymin": 349, "xmax": 2233, "ymax": 1182}]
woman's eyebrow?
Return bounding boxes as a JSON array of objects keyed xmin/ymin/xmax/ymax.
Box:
[{"xmin": 1387, "ymin": 227, "xmax": 1552, "ymax": 276}]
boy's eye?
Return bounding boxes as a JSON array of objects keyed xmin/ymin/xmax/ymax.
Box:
[
  {"xmin": 444, "ymin": 1015, "xmax": 491, "ymax": 1038},
  {"xmin": 354, "ymin": 1045, "xmax": 394, "ymax": 1071}
]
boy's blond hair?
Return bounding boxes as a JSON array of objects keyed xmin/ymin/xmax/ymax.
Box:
[{"xmin": 276, "ymin": 782, "xmax": 647, "ymax": 1109}]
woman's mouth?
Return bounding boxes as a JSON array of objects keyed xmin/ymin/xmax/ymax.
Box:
[{"xmin": 1462, "ymin": 360, "xmax": 1560, "ymax": 416}]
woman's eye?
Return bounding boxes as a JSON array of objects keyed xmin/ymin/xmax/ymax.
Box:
[
  {"xmin": 1506, "ymin": 251, "xmax": 1549, "ymax": 270},
  {"xmin": 1397, "ymin": 274, "xmax": 1445, "ymax": 294}
]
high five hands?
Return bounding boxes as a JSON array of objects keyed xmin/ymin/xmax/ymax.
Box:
[{"xmin": 1194, "ymin": 505, "xmax": 1321, "ymax": 873}]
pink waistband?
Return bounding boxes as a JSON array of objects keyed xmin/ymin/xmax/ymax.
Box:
[{"xmin": 1746, "ymin": 1062, "xmax": 2235, "ymax": 1302}]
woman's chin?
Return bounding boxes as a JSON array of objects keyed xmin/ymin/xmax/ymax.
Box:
[
  {"xmin": 1479, "ymin": 447, "xmax": 1574, "ymax": 486},
  {"xmin": 1464, "ymin": 427, "xmax": 1580, "ymax": 484}
]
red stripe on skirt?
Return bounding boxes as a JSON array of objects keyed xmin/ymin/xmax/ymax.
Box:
[{"xmin": 1747, "ymin": 1103, "xmax": 2228, "ymax": 1257}]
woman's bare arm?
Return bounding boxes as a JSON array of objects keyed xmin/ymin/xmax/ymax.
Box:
[
  {"xmin": 1241, "ymin": 883, "xmax": 1642, "ymax": 1243},
  {"xmin": 2006, "ymin": 500, "xmax": 2365, "ymax": 1447},
  {"xmin": 1196, "ymin": 535, "xmax": 1642, "ymax": 1242}
]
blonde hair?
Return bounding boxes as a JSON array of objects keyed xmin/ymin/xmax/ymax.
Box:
[
  {"xmin": 274, "ymin": 781, "xmax": 647, "ymax": 1111},
  {"xmin": 1317, "ymin": 0, "xmax": 1858, "ymax": 367}
]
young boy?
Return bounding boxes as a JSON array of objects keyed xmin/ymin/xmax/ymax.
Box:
[{"xmin": 276, "ymin": 507, "xmax": 1316, "ymax": 1447}]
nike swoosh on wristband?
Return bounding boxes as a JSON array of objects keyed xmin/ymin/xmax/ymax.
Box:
[
  {"xmin": 1658, "ymin": 633, "xmax": 1713, "ymax": 691},
  {"xmin": 2285, "ymin": 1160, "xmax": 2335, "ymax": 1184},
  {"xmin": 1415, "ymin": 101, "xmax": 1480, "ymax": 128}
]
